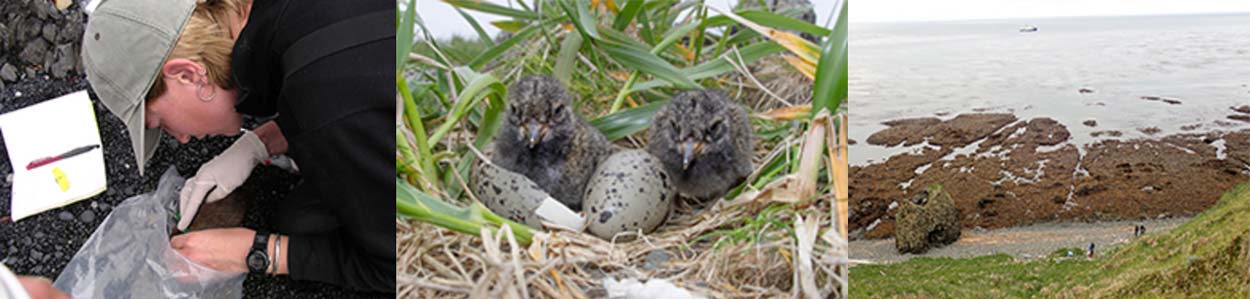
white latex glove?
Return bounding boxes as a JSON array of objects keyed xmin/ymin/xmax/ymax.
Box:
[{"xmin": 177, "ymin": 131, "xmax": 267, "ymax": 230}]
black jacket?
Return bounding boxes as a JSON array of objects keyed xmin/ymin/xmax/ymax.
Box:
[{"xmin": 230, "ymin": 0, "xmax": 394, "ymax": 292}]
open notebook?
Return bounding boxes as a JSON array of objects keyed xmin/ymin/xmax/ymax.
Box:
[{"xmin": 0, "ymin": 91, "xmax": 107, "ymax": 221}]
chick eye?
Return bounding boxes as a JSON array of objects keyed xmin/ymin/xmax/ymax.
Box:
[
  {"xmin": 551, "ymin": 104, "xmax": 564, "ymax": 118},
  {"xmin": 707, "ymin": 121, "xmax": 723, "ymax": 135}
]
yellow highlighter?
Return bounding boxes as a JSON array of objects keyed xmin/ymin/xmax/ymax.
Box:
[{"xmin": 53, "ymin": 167, "xmax": 70, "ymax": 192}]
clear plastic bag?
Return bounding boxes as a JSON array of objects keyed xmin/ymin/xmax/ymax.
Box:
[{"xmin": 53, "ymin": 167, "xmax": 244, "ymax": 298}]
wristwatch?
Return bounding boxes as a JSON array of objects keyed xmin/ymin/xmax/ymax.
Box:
[{"xmin": 246, "ymin": 229, "xmax": 270, "ymax": 274}]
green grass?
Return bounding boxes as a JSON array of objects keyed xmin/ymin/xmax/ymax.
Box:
[
  {"xmin": 852, "ymin": 180, "xmax": 1250, "ymax": 298},
  {"xmin": 411, "ymin": 35, "xmax": 492, "ymax": 66}
]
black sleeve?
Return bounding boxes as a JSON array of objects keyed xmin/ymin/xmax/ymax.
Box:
[{"xmin": 285, "ymin": 107, "xmax": 394, "ymax": 292}]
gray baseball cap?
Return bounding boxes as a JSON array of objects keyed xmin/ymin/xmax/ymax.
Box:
[{"xmin": 82, "ymin": 0, "xmax": 197, "ymax": 176}]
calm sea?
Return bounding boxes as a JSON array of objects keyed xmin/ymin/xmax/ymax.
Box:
[{"xmin": 850, "ymin": 13, "xmax": 1250, "ymax": 165}]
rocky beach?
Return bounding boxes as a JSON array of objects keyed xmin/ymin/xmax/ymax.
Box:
[{"xmin": 850, "ymin": 112, "xmax": 1250, "ymax": 240}]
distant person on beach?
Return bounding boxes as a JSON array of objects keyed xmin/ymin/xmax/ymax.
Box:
[
  {"xmin": 1088, "ymin": 242, "xmax": 1096, "ymax": 258},
  {"xmin": 82, "ymin": 0, "xmax": 392, "ymax": 292}
]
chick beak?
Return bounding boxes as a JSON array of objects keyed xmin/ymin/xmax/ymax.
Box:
[
  {"xmin": 681, "ymin": 139, "xmax": 704, "ymax": 170},
  {"xmin": 527, "ymin": 122, "xmax": 548, "ymax": 148}
]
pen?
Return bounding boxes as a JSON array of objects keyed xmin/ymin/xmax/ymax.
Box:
[{"xmin": 26, "ymin": 144, "xmax": 101, "ymax": 170}]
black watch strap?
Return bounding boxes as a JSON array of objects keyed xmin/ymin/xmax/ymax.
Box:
[{"xmin": 247, "ymin": 229, "xmax": 270, "ymax": 274}]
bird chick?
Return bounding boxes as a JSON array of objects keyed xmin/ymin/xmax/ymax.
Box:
[
  {"xmin": 492, "ymin": 76, "xmax": 617, "ymax": 211},
  {"xmin": 647, "ymin": 89, "xmax": 753, "ymax": 200}
]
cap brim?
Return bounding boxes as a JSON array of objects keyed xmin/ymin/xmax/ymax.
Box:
[{"xmin": 120, "ymin": 102, "xmax": 161, "ymax": 176}]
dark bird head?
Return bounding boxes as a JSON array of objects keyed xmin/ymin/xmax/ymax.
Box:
[
  {"xmin": 505, "ymin": 76, "xmax": 576, "ymax": 149},
  {"xmin": 653, "ymin": 90, "xmax": 741, "ymax": 170}
]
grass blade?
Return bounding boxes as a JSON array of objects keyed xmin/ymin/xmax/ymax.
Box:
[
  {"xmin": 613, "ymin": 0, "xmax": 645, "ymax": 30},
  {"xmin": 738, "ymin": 10, "xmax": 832, "ymax": 38},
  {"xmin": 590, "ymin": 100, "xmax": 669, "ymax": 140},
  {"xmin": 629, "ymin": 42, "xmax": 785, "ymax": 92},
  {"xmin": 491, "ymin": 20, "xmax": 528, "ymax": 33},
  {"xmin": 812, "ymin": 0, "xmax": 847, "ymax": 116},
  {"xmin": 442, "ymin": 0, "xmax": 541, "ymax": 20},
  {"xmin": 601, "ymin": 40, "xmax": 699, "ymax": 89},
  {"xmin": 468, "ymin": 22, "xmax": 545, "ymax": 70},
  {"xmin": 428, "ymin": 67, "xmax": 507, "ymax": 148},
  {"xmin": 396, "ymin": 0, "xmax": 417, "ymax": 74},
  {"xmin": 396, "ymin": 178, "xmax": 534, "ymax": 244},
  {"xmin": 554, "ymin": 32, "xmax": 584, "ymax": 86},
  {"xmin": 706, "ymin": 5, "xmax": 819, "ymax": 65},
  {"xmin": 557, "ymin": 0, "xmax": 601, "ymax": 40},
  {"xmin": 456, "ymin": 7, "xmax": 495, "ymax": 47}
]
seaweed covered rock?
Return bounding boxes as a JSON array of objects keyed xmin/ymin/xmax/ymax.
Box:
[{"xmin": 895, "ymin": 184, "xmax": 961, "ymax": 254}]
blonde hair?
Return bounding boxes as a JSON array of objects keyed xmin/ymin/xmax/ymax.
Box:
[{"xmin": 146, "ymin": 0, "xmax": 249, "ymax": 100}]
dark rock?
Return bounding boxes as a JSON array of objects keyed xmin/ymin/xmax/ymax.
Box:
[
  {"xmin": 1233, "ymin": 105, "xmax": 1250, "ymax": 114},
  {"xmin": 868, "ymin": 114, "xmax": 1017, "ymax": 147},
  {"xmin": 31, "ymin": 250, "xmax": 44, "ymax": 261},
  {"xmin": 643, "ymin": 249, "xmax": 671, "ymax": 271},
  {"xmin": 31, "ymin": 0, "xmax": 50, "ymax": 20},
  {"xmin": 0, "ymin": 23, "xmax": 9, "ymax": 48},
  {"xmin": 21, "ymin": 17, "xmax": 43, "ymax": 40},
  {"xmin": 41, "ymin": 22, "xmax": 57, "ymax": 43},
  {"xmin": 57, "ymin": 17, "xmax": 83, "ymax": 44},
  {"xmin": 1141, "ymin": 95, "xmax": 1182, "ymax": 105},
  {"xmin": 0, "ymin": 63, "xmax": 17, "ymax": 82},
  {"xmin": 80, "ymin": 210, "xmax": 96, "ymax": 223},
  {"xmin": 50, "ymin": 43, "xmax": 76, "ymax": 78},
  {"xmin": 895, "ymin": 184, "xmax": 961, "ymax": 254},
  {"xmin": 19, "ymin": 38, "xmax": 50, "ymax": 65},
  {"xmin": 1229, "ymin": 115, "xmax": 1250, "ymax": 123},
  {"xmin": 1091, "ymin": 130, "xmax": 1123, "ymax": 138},
  {"xmin": 58, "ymin": 211, "xmax": 74, "ymax": 221},
  {"xmin": 1079, "ymin": 88, "xmax": 1094, "ymax": 93},
  {"xmin": 1083, "ymin": 120, "xmax": 1097, "ymax": 127}
]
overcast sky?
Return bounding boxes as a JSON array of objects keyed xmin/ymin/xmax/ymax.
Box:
[
  {"xmin": 852, "ymin": 0, "xmax": 1250, "ymax": 23},
  {"xmin": 415, "ymin": 0, "xmax": 838, "ymax": 41}
]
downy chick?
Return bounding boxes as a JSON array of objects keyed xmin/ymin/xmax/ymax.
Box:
[
  {"xmin": 647, "ymin": 89, "xmax": 754, "ymax": 200},
  {"xmin": 492, "ymin": 76, "xmax": 616, "ymax": 210}
]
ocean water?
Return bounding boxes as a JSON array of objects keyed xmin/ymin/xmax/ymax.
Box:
[{"xmin": 850, "ymin": 13, "xmax": 1250, "ymax": 166}]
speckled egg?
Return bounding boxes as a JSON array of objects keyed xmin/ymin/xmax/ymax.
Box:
[
  {"xmin": 472, "ymin": 161, "xmax": 550, "ymax": 228},
  {"xmin": 584, "ymin": 149, "xmax": 674, "ymax": 239}
]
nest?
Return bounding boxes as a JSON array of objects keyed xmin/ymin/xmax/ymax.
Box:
[{"xmin": 397, "ymin": 191, "xmax": 845, "ymax": 298}]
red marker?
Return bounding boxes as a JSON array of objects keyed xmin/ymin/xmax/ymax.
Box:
[{"xmin": 26, "ymin": 144, "xmax": 101, "ymax": 170}]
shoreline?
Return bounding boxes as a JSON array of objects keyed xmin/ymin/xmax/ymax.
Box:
[{"xmin": 850, "ymin": 216, "xmax": 1189, "ymax": 264}]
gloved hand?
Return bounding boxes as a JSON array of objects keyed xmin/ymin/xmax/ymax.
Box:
[{"xmin": 177, "ymin": 131, "xmax": 268, "ymax": 231}]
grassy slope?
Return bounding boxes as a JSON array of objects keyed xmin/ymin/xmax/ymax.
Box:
[{"xmin": 851, "ymin": 180, "xmax": 1250, "ymax": 298}]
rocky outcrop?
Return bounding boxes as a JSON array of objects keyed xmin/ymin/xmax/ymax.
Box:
[
  {"xmin": 852, "ymin": 113, "xmax": 1250, "ymax": 240},
  {"xmin": 895, "ymin": 184, "xmax": 961, "ymax": 254}
]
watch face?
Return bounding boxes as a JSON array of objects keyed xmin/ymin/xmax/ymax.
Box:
[{"xmin": 247, "ymin": 251, "xmax": 268, "ymax": 271}]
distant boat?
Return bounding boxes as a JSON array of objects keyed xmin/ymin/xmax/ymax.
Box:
[{"xmin": 1019, "ymin": 25, "xmax": 1038, "ymax": 33}]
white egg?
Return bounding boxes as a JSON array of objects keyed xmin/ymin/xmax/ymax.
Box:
[{"xmin": 584, "ymin": 149, "xmax": 674, "ymax": 239}]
